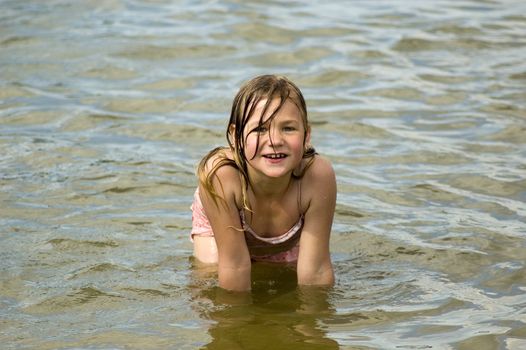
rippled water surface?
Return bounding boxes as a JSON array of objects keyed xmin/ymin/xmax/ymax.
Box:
[{"xmin": 1, "ymin": 0, "xmax": 526, "ymax": 349}]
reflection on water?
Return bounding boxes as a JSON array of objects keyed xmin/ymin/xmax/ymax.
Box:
[
  {"xmin": 191, "ymin": 263, "xmax": 339, "ymax": 349},
  {"xmin": 1, "ymin": 0, "xmax": 526, "ymax": 349}
]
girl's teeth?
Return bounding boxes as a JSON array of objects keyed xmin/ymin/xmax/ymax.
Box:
[{"xmin": 266, "ymin": 154, "xmax": 285, "ymax": 159}]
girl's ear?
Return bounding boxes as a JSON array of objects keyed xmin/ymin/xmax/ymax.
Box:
[
  {"xmin": 305, "ymin": 125, "xmax": 312, "ymax": 147},
  {"xmin": 228, "ymin": 124, "xmax": 236, "ymax": 144},
  {"xmin": 229, "ymin": 124, "xmax": 235, "ymax": 137}
]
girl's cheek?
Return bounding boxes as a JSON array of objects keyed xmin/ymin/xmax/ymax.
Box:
[{"xmin": 244, "ymin": 138, "xmax": 257, "ymax": 159}]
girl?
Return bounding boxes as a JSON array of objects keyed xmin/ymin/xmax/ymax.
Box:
[{"xmin": 191, "ymin": 75, "xmax": 336, "ymax": 292}]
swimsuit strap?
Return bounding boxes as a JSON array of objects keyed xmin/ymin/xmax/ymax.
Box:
[{"xmin": 297, "ymin": 177, "xmax": 303, "ymax": 217}]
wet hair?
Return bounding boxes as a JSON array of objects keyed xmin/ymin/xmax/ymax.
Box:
[{"xmin": 197, "ymin": 74, "xmax": 316, "ymax": 209}]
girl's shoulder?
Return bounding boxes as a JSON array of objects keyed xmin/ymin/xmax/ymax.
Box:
[
  {"xmin": 300, "ymin": 154, "xmax": 336, "ymax": 214},
  {"xmin": 201, "ymin": 147, "xmax": 231, "ymax": 169},
  {"xmin": 303, "ymin": 154, "xmax": 335, "ymax": 180},
  {"xmin": 301, "ymin": 154, "xmax": 336, "ymax": 198},
  {"xmin": 200, "ymin": 147, "xmax": 243, "ymax": 205}
]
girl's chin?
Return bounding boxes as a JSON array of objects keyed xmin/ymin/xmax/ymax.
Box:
[
  {"xmin": 252, "ymin": 166, "xmax": 294, "ymax": 179},
  {"xmin": 247, "ymin": 157, "xmax": 301, "ymax": 178}
]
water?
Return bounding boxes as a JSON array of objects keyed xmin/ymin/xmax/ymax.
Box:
[{"xmin": 1, "ymin": 0, "xmax": 525, "ymax": 348}]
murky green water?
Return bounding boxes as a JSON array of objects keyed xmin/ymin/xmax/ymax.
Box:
[{"xmin": 1, "ymin": 0, "xmax": 525, "ymax": 349}]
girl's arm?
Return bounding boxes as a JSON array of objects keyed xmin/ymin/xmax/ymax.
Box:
[
  {"xmin": 297, "ymin": 156, "xmax": 337, "ymax": 286},
  {"xmin": 199, "ymin": 165, "xmax": 252, "ymax": 292}
]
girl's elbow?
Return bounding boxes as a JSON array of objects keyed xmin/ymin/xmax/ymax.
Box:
[
  {"xmin": 218, "ymin": 263, "xmax": 252, "ymax": 291},
  {"xmin": 298, "ymin": 265, "xmax": 334, "ymax": 286}
]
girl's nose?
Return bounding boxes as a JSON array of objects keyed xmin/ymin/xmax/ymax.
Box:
[{"xmin": 269, "ymin": 127, "xmax": 284, "ymax": 146}]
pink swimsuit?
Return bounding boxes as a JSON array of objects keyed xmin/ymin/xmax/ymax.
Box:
[{"xmin": 190, "ymin": 187, "xmax": 303, "ymax": 263}]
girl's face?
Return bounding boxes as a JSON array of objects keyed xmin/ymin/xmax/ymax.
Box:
[{"xmin": 242, "ymin": 98, "xmax": 310, "ymax": 180}]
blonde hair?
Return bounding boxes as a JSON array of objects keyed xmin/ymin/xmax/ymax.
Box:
[{"xmin": 197, "ymin": 74, "xmax": 316, "ymax": 208}]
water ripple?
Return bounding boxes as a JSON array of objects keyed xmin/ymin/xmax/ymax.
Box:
[{"xmin": 1, "ymin": 0, "xmax": 526, "ymax": 348}]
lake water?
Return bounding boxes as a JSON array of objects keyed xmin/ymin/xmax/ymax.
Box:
[{"xmin": 1, "ymin": 0, "xmax": 525, "ymax": 349}]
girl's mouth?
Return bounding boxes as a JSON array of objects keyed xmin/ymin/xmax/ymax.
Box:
[{"xmin": 263, "ymin": 153, "xmax": 287, "ymax": 159}]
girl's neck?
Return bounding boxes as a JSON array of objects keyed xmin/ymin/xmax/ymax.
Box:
[{"xmin": 247, "ymin": 170, "xmax": 294, "ymax": 199}]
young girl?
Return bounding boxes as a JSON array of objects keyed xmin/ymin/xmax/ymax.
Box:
[{"xmin": 191, "ymin": 75, "xmax": 336, "ymax": 292}]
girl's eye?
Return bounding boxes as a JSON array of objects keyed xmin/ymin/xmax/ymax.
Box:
[
  {"xmin": 253, "ymin": 126, "xmax": 268, "ymax": 133},
  {"xmin": 283, "ymin": 126, "xmax": 296, "ymax": 132}
]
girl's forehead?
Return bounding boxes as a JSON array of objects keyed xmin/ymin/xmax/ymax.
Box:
[{"xmin": 248, "ymin": 97, "xmax": 301, "ymax": 123}]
